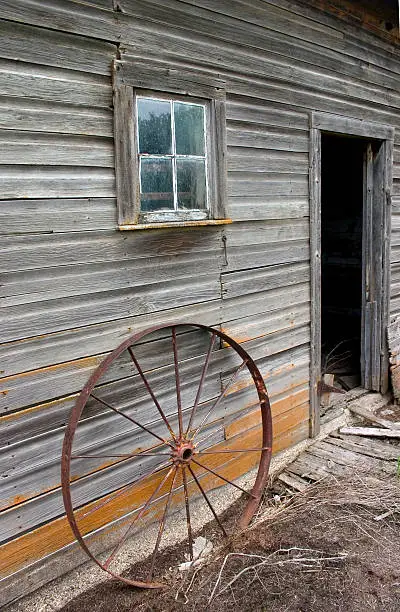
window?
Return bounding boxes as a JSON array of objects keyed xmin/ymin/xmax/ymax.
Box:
[
  {"xmin": 137, "ymin": 96, "xmax": 208, "ymax": 220},
  {"xmin": 113, "ymin": 61, "xmax": 229, "ymax": 229}
]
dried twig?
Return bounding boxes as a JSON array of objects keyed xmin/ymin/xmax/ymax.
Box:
[
  {"xmin": 208, "ymin": 547, "xmax": 348, "ymax": 603},
  {"xmin": 175, "ymin": 567, "xmax": 201, "ymax": 604},
  {"xmin": 177, "ymin": 475, "xmax": 400, "ymax": 607}
]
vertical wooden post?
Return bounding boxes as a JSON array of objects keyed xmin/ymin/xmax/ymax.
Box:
[
  {"xmin": 380, "ymin": 138, "xmax": 393, "ymax": 393},
  {"xmin": 362, "ymin": 143, "xmax": 374, "ymax": 389},
  {"xmin": 362, "ymin": 139, "xmax": 393, "ymax": 393},
  {"xmin": 309, "ymin": 119, "xmax": 321, "ymax": 438}
]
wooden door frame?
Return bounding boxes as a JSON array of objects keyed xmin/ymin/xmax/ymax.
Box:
[{"xmin": 309, "ymin": 112, "xmax": 394, "ymax": 437}]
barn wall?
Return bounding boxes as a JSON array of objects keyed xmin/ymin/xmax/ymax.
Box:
[{"xmin": 0, "ymin": 0, "xmax": 399, "ymax": 603}]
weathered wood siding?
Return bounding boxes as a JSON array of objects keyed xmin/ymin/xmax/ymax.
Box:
[{"xmin": 0, "ymin": 0, "xmax": 398, "ymax": 604}]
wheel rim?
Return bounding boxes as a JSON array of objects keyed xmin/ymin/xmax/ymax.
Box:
[{"xmin": 61, "ymin": 323, "xmax": 272, "ymax": 588}]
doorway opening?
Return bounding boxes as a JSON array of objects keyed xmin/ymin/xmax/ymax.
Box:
[
  {"xmin": 320, "ymin": 134, "xmax": 367, "ymax": 391},
  {"xmin": 310, "ymin": 112, "xmax": 392, "ymax": 436}
]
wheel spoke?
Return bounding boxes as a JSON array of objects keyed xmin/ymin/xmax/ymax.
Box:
[
  {"xmin": 187, "ymin": 465, "xmax": 227, "ymax": 537},
  {"xmin": 185, "ymin": 331, "xmax": 216, "ymax": 436},
  {"xmin": 171, "ymin": 327, "xmax": 183, "ymax": 438},
  {"xmin": 196, "ymin": 422, "xmax": 270, "ymax": 449},
  {"xmin": 71, "ymin": 452, "xmax": 171, "ymax": 460},
  {"xmin": 192, "ymin": 360, "xmax": 247, "ymax": 441},
  {"xmin": 80, "ymin": 459, "xmax": 172, "ymax": 521},
  {"xmin": 63, "ymin": 323, "xmax": 273, "ymax": 587},
  {"xmin": 191, "ymin": 458, "xmax": 256, "ymax": 498},
  {"xmin": 127, "ymin": 347, "xmax": 176, "ymax": 440},
  {"xmin": 182, "ymin": 467, "xmax": 194, "ymax": 561},
  {"xmin": 194, "ymin": 427, "xmax": 220, "ymax": 449},
  {"xmin": 147, "ymin": 466, "xmax": 179, "ymax": 580},
  {"xmin": 103, "ymin": 465, "xmax": 175, "ymax": 571},
  {"xmin": 197, "ymin": 447, "xmax": 271, "ymax": 455},
  {"xmin": 90, "ymin": 393, "xmax": 174, "ymax": 448}
]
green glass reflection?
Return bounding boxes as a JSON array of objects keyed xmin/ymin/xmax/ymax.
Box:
[
  {"xmin": 137, "ymin": 98, "xmax": 172, "ymax": 155},
  {"xmin": 174, "ymin": 102, "xmax": 205, "ymax": 156},
  {"xmin": 140, "ymin": 158, "xmax": 174, "ymax": 211},
  {"xmin": 177, "ymin": 159, "xmax": 207, "ymax": 210}
]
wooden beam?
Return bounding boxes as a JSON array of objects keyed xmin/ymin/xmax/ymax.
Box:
[
  {"xmin": 309, "ymin": 123, "xmax": 322, "ymax": 438},
  {"xmin": 339, "ymin": 426, "xmax": 400, "ymax": 438}
]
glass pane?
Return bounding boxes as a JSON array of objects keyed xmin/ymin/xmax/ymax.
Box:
[
  {"xmin": 140, "ymin": 158, "xmax": 174, "ymax": 212},
  {"xmin": 137, "ymin": 98, "xmax": 172, "ymax": 155},
  {"xmin": 174, "ymin": 102, "xmax": 205, "ymax": 156},
  {"xmin": 177, "ymin": 159, "xmax": 207, "ymax": 210}
]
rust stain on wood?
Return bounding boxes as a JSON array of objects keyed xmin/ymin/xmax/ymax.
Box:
[
  {"xmin": 8, "ymin": 495, "xmax": 26, "ymax": 507},
  {"xmin": 118, "ymin": 219, "xmax": 232, "ymax": 231},
  {"xmin": 0, "ymin": 437, "xmax": 252, "ymax": 577},
  {"xmin": 0, "ymin": 410, "xmax": 309, "ymax": 579},
  {"xmin": 0, "ymin": 355, "xmax": 103, "ymax": 387},
  {"xmin": 226, "ymin": 401, "xmax": 309, "ymax": 440},
  {"xmin": 271, "ymin": 388, "xmax": 309, "ymax": 415},
  {"xmin": 0, "ymin": 394, "xmax": 78, "ymax": 424}
]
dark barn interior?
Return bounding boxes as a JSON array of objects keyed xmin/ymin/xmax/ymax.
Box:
[{"xmin": 320, "ymin": 134, "xmax": 367, "ymax": 388}]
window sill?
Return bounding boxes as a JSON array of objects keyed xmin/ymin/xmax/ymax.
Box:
[{"xmin": 118, "ymin": 219, "xmax": 232, "ymax": 231}]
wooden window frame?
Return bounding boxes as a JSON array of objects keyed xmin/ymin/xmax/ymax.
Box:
[
  {"xmin": 113, "ymin": 60, "xmax": 230, "ymax": 230},
  {"xmin": 309, "ymin": 111, "xmax": 394, "ymax": 437}
]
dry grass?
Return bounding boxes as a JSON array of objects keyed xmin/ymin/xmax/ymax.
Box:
[
  {"xmin": 256, "ymin": 473, "xmax": 400, "ymax": 530},
  {"xmin": 191, "ymin": 475, "xmax": 400, "ymax": 609},
  {"xmin": 61, "ymin": 474, "xmax": 400, "ymax": 612}
]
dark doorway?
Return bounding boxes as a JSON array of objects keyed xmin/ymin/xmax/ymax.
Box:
[{"xmin": 321, "ymin": 134, "xmax": 367, "ymax": 390}]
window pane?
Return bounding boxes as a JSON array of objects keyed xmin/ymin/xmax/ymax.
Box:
[
  {"xmin": 177, "ymin": 159, "xmax": 207, "ymax": 210},
  {"xmin": 174, "ymin": 102, "xmax": 205, "ymax": 156},
  {"xmin": 137, "ymin": 98, "xmax": 172, "ymax": 155},
  {"xmin": 140, "ymin": 158, "xmax": 174, "ymax": 211}
]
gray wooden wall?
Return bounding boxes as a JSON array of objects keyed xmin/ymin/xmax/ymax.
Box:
[{"xmin": 0, "ymin": 0, "xmax": 399, "ymax": 604}]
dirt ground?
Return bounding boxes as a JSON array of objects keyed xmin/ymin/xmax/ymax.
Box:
[{"xmin": 60, "ymin": 475, "xmax": 400, "ymax": 612}]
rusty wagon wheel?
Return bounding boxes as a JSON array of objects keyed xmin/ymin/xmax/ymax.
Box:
[{"xmin": 61, "ymin": 323, "xmax": 272, "ymax": 588}]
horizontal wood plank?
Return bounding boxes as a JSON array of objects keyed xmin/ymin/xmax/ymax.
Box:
[
  {"xmin": 0, "ymin": 275, "xmax": 222, "ymax": 343},
  {"xmin": 228, "ymin": 197, "xmax": 309, "ymax": 221},
  {"xmin": 0, "ymin": 323, "xmax": 309, "ymax": 414},
  {"xmin": 0, "ymin": 250, "xmax": 223, "ymax": 304},
  {"xmin": 0, "ymin": 0, "xmax": 119, "ymax": 41},
  {"xmin": 0, "ymin": 98, "xmax": 113, "ymax": 137},
  {"xmin": 0, "ymin": 19, "xmax": 116, "ymax": 75},
  {"xmin": 0, "ymin": 60, "xmax": 111, "ymax": 107},
  {"xmin": 0, "ymin": 226, "xmax": 222, "ymax": 273},
  {"xmin": 0, "ymin": 399, "xmax": 309, "ymax": 563},
  {"xmin": 221, "ymin": 261, "xmax": 309, "ymax": 300},
  {"xmin": 0, "ymin": 335, "xmax": 306, "ymax": 449},
  {"xmin": 0, "ymin": 302, "xmax": 221, "ymax": 380},
  {"xmin": 221, "ymin": 302, "xmax": 310, "ymax": 344},
  {"xmin": 0, "ymin": 166, "xmax": 114, "ymax": 200},
  {"xmin": 0, "ymin": 131, "xmax": 113, "ymax": 167},
  {"xmin": 228, "ymin": 173, "xmax": 308, "ymax": 198},
  {"xmin": 227, "ymin": 126, "xmax": 309, "ymax": 152},
  {"xmin": 222, "ymin": 281, "xmax": 310, "ymax": 323},
  {"xmin": 228, "ymin": 149, "xmax": 308, "ymax": 174}
]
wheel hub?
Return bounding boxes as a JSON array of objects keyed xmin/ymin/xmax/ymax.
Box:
[{"xmin": 171, "ymin": 439, "xmax": 195, "ymax": 465}]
